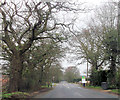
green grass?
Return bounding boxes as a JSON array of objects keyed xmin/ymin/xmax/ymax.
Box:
[
  {"xmin": 85, "ymin": 85, "xmax": 120, "ymax": 94},
  {"xmin": 41, "ymin": 83, "xmax": 57, "ymax": 88},
  {"xmin": 1, "ymin": 92, "xmax": 30, "ymax": 98},
  {"xmin": 111, "ymin": 89, "xmax": 120, "ymax": 94},
  {"xmin": 86, "ymin": 86, "xmax": 102, "ymax": 89},
  {"xmin": 41, "ymin": 85, "xmax": 51, "ymax": 88}
]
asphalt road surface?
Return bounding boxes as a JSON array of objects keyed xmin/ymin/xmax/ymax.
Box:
[{"xmin": 35, "ymin": 81, "xmax": 118, "ymax": 98}]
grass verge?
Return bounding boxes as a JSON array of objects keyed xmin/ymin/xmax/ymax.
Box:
[
  {"xmin": 111, "ymin": 89, "xmax": 120, "ymax": 94},
  {"xmin": 84, "ymin": 85, "xmax": 120, "ymax": 95},
  {"xmin": 85, "ymin": 86, "xmax": 102, "ymax": 89},
  {"xmin": 1, "ymin": 91, "xmax": 30, "ymax": 99},
  {"xmin": 41, "ymin": 83, "xmax": 57, "ymax": 88}
]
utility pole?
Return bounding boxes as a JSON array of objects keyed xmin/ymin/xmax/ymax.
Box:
[
  {"xmin": 86, "ymin": 60, "xmax": 88, "ymax": 86},
  {"xmin": 118, "ymin": 1, "xmax": 120, "ymax": 67},
  {"xmin": 118, "ymin": 1, "xmax": 120, "ymax": 36}
]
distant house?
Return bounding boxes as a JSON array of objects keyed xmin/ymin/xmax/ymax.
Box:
[
  {"xmin": 65, "ymin": 66, "xmax": 76, "ymax": 72},
  {"xmin": 0, "ymin": 75, "xmax": 9, "ymax": 86}
]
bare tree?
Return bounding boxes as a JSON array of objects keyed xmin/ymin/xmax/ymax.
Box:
[
  {"xmin": 69, "ymin": 2, "xmax": 118, "ymax": 86},
  {"xmin": 0, "ymin": 0, "xmax": 85, "ymax": 92}
]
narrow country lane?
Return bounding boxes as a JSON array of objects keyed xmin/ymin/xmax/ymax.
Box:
[{"xmin": 34, "ymin": 81, "xmax": 118, "ymax": 98}]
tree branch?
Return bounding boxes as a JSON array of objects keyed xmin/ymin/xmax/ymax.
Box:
[{"xmin": 0, "ymin": 8, "xmax": 16, "ymax": 54}]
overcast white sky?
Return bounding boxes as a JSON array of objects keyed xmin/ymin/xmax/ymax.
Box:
[{"xmin": 0, "ymin": 0, "xmax": 118, "ymax": 75}]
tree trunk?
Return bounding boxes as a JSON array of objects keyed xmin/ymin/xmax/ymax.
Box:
[
  {"xmin": 110, "ymin": 55, "xmax": 116, "ymax": 76},
  {"xmin": 107, "ymin": 55, "xmax": 116, "ymax": 87},
  {"xmin": 39, "ymin": 66, "xmax": 44, "ymax": 84},
  {"xmin": 8, "ymin": 52, "xmax": 24, "ymax": 92}
]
